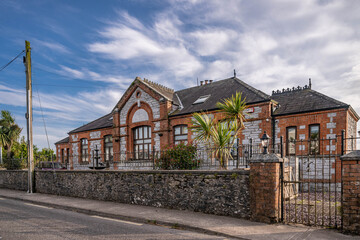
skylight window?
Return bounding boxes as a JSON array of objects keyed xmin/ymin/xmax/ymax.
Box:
[{"xmin": 193, "ymin": 95, "xmax": 210, "ymax": 104}]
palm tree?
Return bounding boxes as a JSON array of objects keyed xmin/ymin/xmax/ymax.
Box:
[
  {"xmin": 216, "ymin": 92, "xmax": 247, "ymax": 135},
  {"xmin": 191, "ymin": 92, "xmax": 247, "ymax": 169},
  {"xmin": 191, "ymin": 112, "xmax": 215, "ymax": 145},
  {"xmin": 0, "ymin": 110, "xmax": 22, "ymax": 159}
]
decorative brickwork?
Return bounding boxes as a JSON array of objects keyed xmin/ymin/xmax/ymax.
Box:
[
  {"xmin": 341, "ymin": 151, "xmax": 360, "ymax": 235},
  {"xmin": 249, "ymin": 154, "xmax": 282, "ymax": 223}
]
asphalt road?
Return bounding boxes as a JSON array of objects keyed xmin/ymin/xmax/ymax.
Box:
[{"xmin": 0, "ymin": 197, "xmax": 233, "ymax": 240}]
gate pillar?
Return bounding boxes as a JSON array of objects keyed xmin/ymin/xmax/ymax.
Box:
[
  {"xmin": 249, "ymin": 153, "xmax": 283, "ymax": 223},
  {"xmin": 341, "ymin": 150, "xmax": 360, "ymax": 235}
]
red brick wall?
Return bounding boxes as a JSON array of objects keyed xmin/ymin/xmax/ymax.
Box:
[
  {"xmin": 275, "ymin": 108, "xmax": 348, "ymax": 155},
  {"xmin": 249, "ymin": 157, "xmax": 282, "ymax": 223},
  {"xmin": 342, "ymin": 156, "xmax": 360, "ymax": 234},
  {"xmin": 56, "ymin": 142, "xmax": 70, "ymax": 164}
]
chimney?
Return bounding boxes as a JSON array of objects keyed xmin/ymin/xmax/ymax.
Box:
[
  {"xmin": 205, "ymin": 80, "xmax": 208, "ymax": 85},
  {"xmin": 200, "ymin": 81, "xmax": 203, "ymax": 86},
  {"xmin": 209, "ymin": 80, "xmax": 213, "ymax": 84}
]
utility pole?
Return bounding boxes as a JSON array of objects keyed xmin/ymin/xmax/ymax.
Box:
[{"xmin": 25, "ymin": 40, "xmax": 34, "ymax": 193}]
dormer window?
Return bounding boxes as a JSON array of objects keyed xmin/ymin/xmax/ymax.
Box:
[{"xmin": 193, "ymin": 95, "xmax": 210, "ymax": 105}]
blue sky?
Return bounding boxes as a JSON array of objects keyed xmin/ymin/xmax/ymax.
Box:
[{"xmin": 0, "ymin": 0, "xmax": 360, "ymax": 149}]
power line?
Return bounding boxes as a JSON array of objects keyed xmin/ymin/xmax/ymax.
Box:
[
  {"xmin": 35, "ymin": 87, "xmax": 51, "ymax": 150},
  {"xmin": 0, "ymin": 50, "xmax": 25, "ymax": 72},
  {"xmin": 32, "ymin": 83, "xmax": 125, "ymax": 90}
]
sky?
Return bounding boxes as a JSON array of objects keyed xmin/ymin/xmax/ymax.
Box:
[{"xmin": 0, "ymin": 0, "xmax": 359, "ymax": 150}]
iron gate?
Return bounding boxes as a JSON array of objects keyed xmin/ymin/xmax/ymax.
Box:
[{"xmin": 280, "ymin": 131, "xmax": 357, "ymax": 228}]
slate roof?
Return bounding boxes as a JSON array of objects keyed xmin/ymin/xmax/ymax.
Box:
[
  {"xmin": 68, "ymin": 113, "xmax": 113, "ymax": 134},
  {"xmin": 271, "ymin": 88, "xmax": 349, "ymax": 116},
  {"xmin": 54, "ymin": 136, "xmax": 69, "ymax": 145},
  {"xmin": 171, "ymin": 77, "xmax": 271, "ymax": 116}
]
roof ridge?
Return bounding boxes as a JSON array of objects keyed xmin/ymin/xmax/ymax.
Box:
[
  {"xmin": 175, "ymin": 77, "xmax": 235, "ymax": 93},
  {"xmin": 272, "ymin": 84, "xmax": 311, "ymax": 95},
  {"xmin": 55, "ymin": 136, "xmax": 69, "ymax": 144},
  {"xmin": 68, "ymin": 113, "xmax": 112, "ymax": 134},
  {"xmin": 233, "ymin": 77, "xmax": 270, "ymax": 100},
  {"xmin": 141, "ymin": 78, "xmax": 174, "ymax": 93},
  {"xmin": 309, "ymin": 89, "xmax": 348, "ymax": 107}
]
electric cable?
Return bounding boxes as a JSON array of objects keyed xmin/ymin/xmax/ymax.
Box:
[{"xmin": 0, "ymin": 50, "xmax": 25, "ymax": 72}]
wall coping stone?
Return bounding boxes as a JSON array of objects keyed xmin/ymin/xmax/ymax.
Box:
[
  {"xmin": 340, "ymin": 150, "xmax": 360, "ymax": 161},
  {"xmin": 249, "ymin": 153, "xmax": 283, "ymax": 163},
  {"xmin": 0, "ymin": 170, "xmax": 28, "ymax": 172},
  {"xmin": 35, "ymin": 169, "xmax": 250, "ymax": 175}
]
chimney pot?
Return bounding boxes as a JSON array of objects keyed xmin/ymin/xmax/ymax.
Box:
[
  {"xmin": 205, "ymin": 80, "xmax": 208, "ymax": 84},
  {"xmin": 209, "ymin": 80, "xmax": 213, "ymax": 83},
  {"xmin": 200, "ymin": 81, "xmax": 203, "ymax": 86}
]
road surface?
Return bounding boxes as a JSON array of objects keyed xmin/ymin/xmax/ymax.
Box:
[{"xmin": 0, "ymin": 197, "xmax": 233, "ymax": 240}]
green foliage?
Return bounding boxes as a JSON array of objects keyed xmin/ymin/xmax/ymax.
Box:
[
  {"xmin": 0, "ymin": 110, "xmax": 22, "ymax": 159},
  {"xmin": 0, "ymin": 110, "xmax": 55, "ymax": 169},
  {"xmin": 156, "ymin": 143, "xmax": 200, "ymax": 170},
  {"xmin": 216, "ymin": 92, "xmax": 247, "ymax": 133},
  {"xmin": 190, "ymin": 92, "xmax": 247, "ymax": 169}
]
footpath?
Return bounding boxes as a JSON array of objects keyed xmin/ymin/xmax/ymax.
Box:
[{"xmin": 0, "ymin": 188, "xmax": 358, "ymax": 240}]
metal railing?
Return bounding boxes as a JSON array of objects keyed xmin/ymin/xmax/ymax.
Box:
[
  {"xmin": 63, "ymin": 141, "xmax": 282, "ymax": 170},
  {"xmin": 280, "ymin": 133, "xmax": 360, "ymax": 229}
]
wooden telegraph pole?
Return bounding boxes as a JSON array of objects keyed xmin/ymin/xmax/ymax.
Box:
[{"xmin": 25, "ymin": 40, "xmax": 34, "ymax": 193}]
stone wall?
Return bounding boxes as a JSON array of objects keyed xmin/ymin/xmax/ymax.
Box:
[
  {"xmin": 35, "ymin": 170, "xmax": 250, "ymax": 218},
  {"xmin": 0, "ymin": 170, "xmax": 28, "ymax": 191}
]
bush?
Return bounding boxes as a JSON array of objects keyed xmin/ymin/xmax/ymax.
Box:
[
  {"xmin": 3, "ymin": 158, "xmax": 25, "ymax": 170},
  {"xmin": 156, "ymin": 143, "xmax": 200, "ymax": 170}
]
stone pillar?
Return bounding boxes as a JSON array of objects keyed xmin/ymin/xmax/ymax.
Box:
[
  {"xmin": 249, "ymin": 153, "xmax": 283, "ymax": 223},
  {"xmin": 340, "ymin": 150, "xmax": 360, "ymax": 234}
]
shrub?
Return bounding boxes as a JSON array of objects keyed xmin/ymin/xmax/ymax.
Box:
[
  {"xmin": 3, "ymin": 157, "xmax": 24, "ymax": 170},
  {"xmin": 156, "ymin": 143, "xmax": 200, "ymax": 170}
]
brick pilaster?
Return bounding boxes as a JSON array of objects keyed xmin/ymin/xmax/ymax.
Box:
[
  {"xmin": 341, "ymin": 150, "xmax": 360, "ymax": 234},
  {"xmin": 249, "ymin": 153, "xmax": 283, "ymax": 223}
]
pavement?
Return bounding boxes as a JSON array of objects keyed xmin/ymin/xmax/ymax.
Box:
[{"xmin": 0, "ymin": 188, "xmax": 358, "ymax": 240}]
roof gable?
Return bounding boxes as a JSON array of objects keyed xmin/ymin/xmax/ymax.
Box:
[
  {"xmin": 171, "ymin": 77, "xmax": 271, "ymax": 116},
  {"xmin": 112, "ymin": 77, "xmax": 175, "ymax": 113}
]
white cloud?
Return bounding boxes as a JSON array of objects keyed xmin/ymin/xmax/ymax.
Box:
[
  {"xmin": 58, "ymin": 65, "xmax": 85, "ymax": 79},
  {"xmin": 32, "ymin": 39, "xmax": 71, "ymax": 54},
  {"xmin": 88, "ymin": 11, "xmax": 203, "ymax": 79},
  {"xmin": 189, "ymin": 29, "xmax": 233, "ymax": 56}
]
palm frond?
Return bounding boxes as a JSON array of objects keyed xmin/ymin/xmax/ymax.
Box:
[{"xmin": 190, "ymin": 112, "xmax": 215, "ymax": 144}]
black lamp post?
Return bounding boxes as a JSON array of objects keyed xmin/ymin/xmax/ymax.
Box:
[{"xmin": 261, "ymin": 131, "xmax": 270, "ymax": 154}]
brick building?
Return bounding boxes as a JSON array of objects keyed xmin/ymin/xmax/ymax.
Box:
[{"xmin": 55, "ymin": 76, "xmax": 359, "ymax": 170}]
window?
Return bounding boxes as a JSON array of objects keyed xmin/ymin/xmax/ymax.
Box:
[
  {"xmin": 66, "ymin": 148, "xmax": 69, "ymax": 164},
  {"xmin": 81, "ymin": 138, "xmax": 88, "ymax": 162},
  {"xmin": 174, "ymin": 125, "xmax": 188, "ymax": 145},
  {"xmin": 104, "ymin": 135, "xmax": 113, "ymax": 162},
  {"xmin": 231, "ymin": 137, "xmax": 239, "ymax": 158},
  {"xmin": 286, "ymin": 127, "xmax": 296, "ymax": 155},
  {"xmin": 309, "ymin": 124, "xmax": 320, "ymax": 154},
  {"xmin": 61, "ymin": 149, "xmax": 64, "ymax": 163},
  {"xmin": 133, "ymin": 126, "xmax": 151, "ymax": 160},
  {"xmin": 193, "ymin": 95, "xmax": 210, "ymax": 104}
]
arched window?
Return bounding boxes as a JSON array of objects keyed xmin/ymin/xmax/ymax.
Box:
[
  {"xmin": 174, "ymin": 125, "xmax": 188, "ymax": 145},
  {"xmin": 104, "ymin": 135, "xmax": 113, "ymax": 162},
  {"xmin": 81, "ymin": 138, "xmax": 88, "ymax": 162},
  {"xmin": 133, "ymin": 126, "xmax": 151, "ymax": 160}
]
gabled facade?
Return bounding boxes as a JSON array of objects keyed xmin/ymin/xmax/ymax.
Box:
[{"xmin": 55, "ymin": 76, "xmax": 359, "ymax": 170}]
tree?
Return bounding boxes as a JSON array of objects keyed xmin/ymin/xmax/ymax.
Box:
[
  {"xmin": 191, "ymin": 92, "xmax": 247, "ymax": 169},
  {"xmin": 0, "ymin": 110, "xmax": 22, "ymax": 159}
]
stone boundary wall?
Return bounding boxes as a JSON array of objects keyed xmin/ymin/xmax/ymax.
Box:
[
  {"xmin": 0, "ymin": 170, "xmax": 28, "ymax": 191},
  {"xmin": 34, "ymin": 170, "xmax": 250, "ymax": 218}
]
